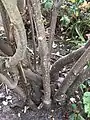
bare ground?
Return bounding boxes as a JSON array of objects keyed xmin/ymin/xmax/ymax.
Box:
[{"xmin": 0, "ymin": 85, "xmax": 62, "ymax": 120}]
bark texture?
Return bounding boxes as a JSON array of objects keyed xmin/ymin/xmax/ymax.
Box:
[
  {"xmin": 0, "ymin": 0, "xmax": 27, "ymax": 101},
  {"xmin": 30, "ymin": 0, "xmax": 51, "ymax": 106},
  {"xmin": 49, "ymin": 0, "xmax": 57, "ymax": 55},
  {"xmin": 55, "ymin": 45, "xmax": 90, "ymax": 101},
  {"xmin": 67, "ymin": 67, "xmax": 90, "ymax": 96},
  {"xmin": 1, "ymin": 0, "xmax": 27, "ymax": 67},
  {"xmin": 50, "ymin": 39, "xmax": 90, "ymax": 81}
]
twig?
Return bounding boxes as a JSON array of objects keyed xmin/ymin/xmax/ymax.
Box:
[
  {"xmin": 67, "ymin": 67, "xmax": 90, "ymax": 96},
  {"xmin": 18, "ymin": 62, "xmax": 27, "ymax": 84},
  {"xmin": 26, "ymin": 0, "xmax": 37, "ymax": 70}
]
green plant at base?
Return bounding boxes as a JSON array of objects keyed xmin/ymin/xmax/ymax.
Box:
[
  {"xmin": 69, "ymin": 113, "xmax": 85, "ymax": 120},
  {"xmin": 79, "ymin": 80, "xmax": 90, "ymax": 118},
  {"xmin": 83, "ymin": 92, "xmax": 90, "ymax": 117},
  {"xmin": 69, "ymin": 103, "xmax": 85, "ymax": 120}
]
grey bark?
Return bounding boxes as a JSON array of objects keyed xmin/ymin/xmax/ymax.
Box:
[
  {"xmin": 67, "ymin": 67, "xmax": 90, "ymax": 96},
  {"xmin": 0, "ymin": 0, "xmax": 27, "ymax": 101},
  {"xmin": 55, "ymin": 45, "xmax": 90, "ymax": 101},
  {"xmin": 30, "ymin": 0, "xmax": 51, "ymax": 106},
  {"xmin": 50, "ymin": 39, "xmax": 90, "ymax": 81}
]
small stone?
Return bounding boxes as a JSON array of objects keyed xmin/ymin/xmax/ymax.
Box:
[
  {"xmin": 76, "ymin": 95, "xmax": 80, "ymax": 99},
  {"xmin": 48, "ymin": 115, "xmax": 52, "ymax": 118},
  {"xmin": 6, "ymin": 95, "xmax": 12, "ymax": 100},
  {"xmin": 24, "ymin": 106, "xmax": 27, "ymax": 113},
  {"xmin": 0, "ymin": 93, "xmax": 5, "ymax": 98},
  {"xmin": 75, "ymin": 91, "xmax": 78, "ymax": 94},
  {"xmin": 52, "ymin": 42, "xmax": 57, "ymax": 48},
  {"xmin": 70, "ymin": 97, "xmax": 76, "ymax": 103},
  {"xmin": 2, "ymin": 101, "xmax": 8, "ymax": 105},
  {"xmin": 55, "ymin": 89, "xmax": 57, "ymax": 92},
  {"xmin": 52, "ymin": 118, "xmax": 55, "ymax": 120},
  {"xmin": 51, "ymin": 109, "xmax": 54, "ymax": 112},
  {"xmin": 59, "ymin": 102, "xmax": 61, "ymax": 105},
  {"xmin": 18, "ymin": 113, "xmax": 21, "ymax": 117},
  {"xmin": 55, "ymin": 51, "xmax": 60, "ymax": 56},
  {"xmin": 9, "ymin": 100, "xmax": 13, "ymax": 103}
]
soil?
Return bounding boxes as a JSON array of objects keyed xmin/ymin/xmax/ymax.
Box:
[{"xmin": 0, "ymin": 85, "xmax": 62, "ymax": 120}]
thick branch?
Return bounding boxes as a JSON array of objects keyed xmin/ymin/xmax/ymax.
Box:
[
  {"xmin": 0, "ymin": 0, "xmax": 27, "ymax": 101},
  {"xmin": 66, "ymin": 67, "xmax": 90, "ymax": 96},
  {"xmin": 1, "ymin": 0, "xmax": 27, "ymax": 67},
  {"xmin": 55, "ymin": 45, "xmax": 90, "ymax": 101},
  {"xmin": 50, "ymin": 40, "xmax": 90, "ymax": 81},
  {"xmin": 30, "ymin": 0, "xmax": 51, "ymax": 106}
]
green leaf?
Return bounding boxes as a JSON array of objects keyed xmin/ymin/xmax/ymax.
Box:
[
  {"xmin": 78, "ymin": 0, "xmax": 85, "ymax": 4},
  {"xmin": 70, "ymin": 5, "xmax": 78, "ymax": 14},
  {"xmin": 80, "ymin": 84, "xmax": 86, "ymax": 92},
  {"xmin": 69, "ymin": 113, "xmax": 85, "ymax": 120},
  {"xmin": 69, "ymin": 113, "xmax": 75, "ymax": 120},
  {"xmin": 75, "ymin": 23, "xmax": 85, "ymax": 42},
  {"xmin": 86, "ymin": 79, "xmax": 90, "ymax": 86},
  {"xmin": 83, "ymin": 92, "xmax": 90, "ymax": 117},
  {"xmin": 44, "ymin": 0, "xmax": 53, "ymax": 9},
  {"xmin": 72, "ymin": 103, "xmax": 77, "ymax": 110},
  {"xmin": 60, "ymin": 15, "xmax": 70, "ymax": 26},
  {"xmin": 77, "ymin": 114, "xmax": 85, "ymax": 120}
]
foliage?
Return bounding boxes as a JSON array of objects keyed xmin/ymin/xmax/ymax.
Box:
[
  {"xmin": 69, "ymin": 113, "xmax": 85, "ymax": 120},
  {"xmin": 58, "ymin": 0, "xmax": 90, "ymax": 49},
  {"xmin": 83, "ymin": 92, "xmax": 90, "ymax": 117},
  {"xmin": 70, "ymin": 80, "xmax": 90, "ymax": 119},
  {"xmin": 41, "ymin": 0, "xmax": 90, "ymax": 49},
  {"xmin": 41, "ymin": 0, "xmax": 53, "ymax": 9},
  {"xmin": 60, "ymin": 15, "xmax": 70, "ymax": 27},
  {"xmin": 80, "ymin": 80, "xmax": 90, "ymax": 118},
  {"xmin": 69, "ymin": 103, "xmax": 85, "ymax": 120},
  {"xmin": 80, "ymin": 84, "xmax": 86, "ymax": 92}
]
